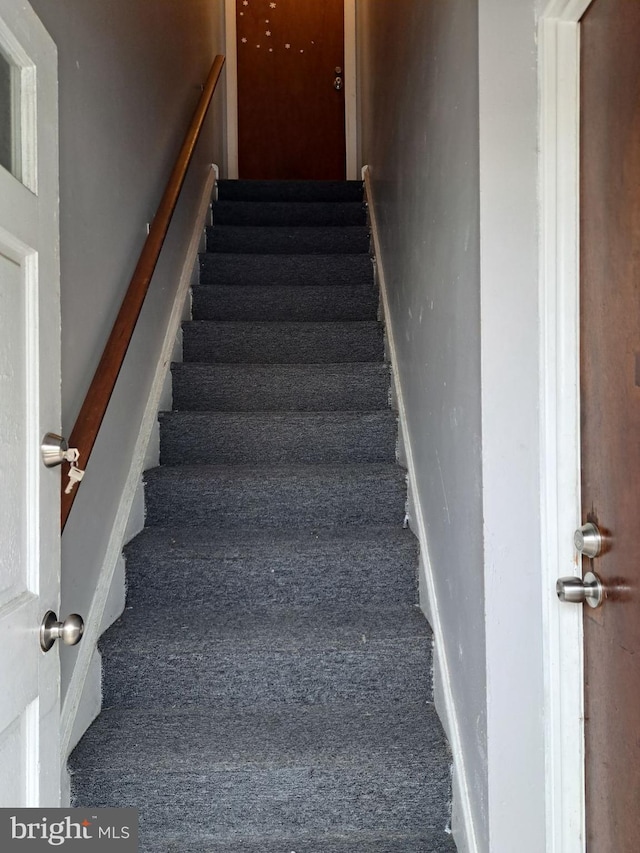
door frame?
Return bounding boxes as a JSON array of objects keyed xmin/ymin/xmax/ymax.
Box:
[
  {"xmin": 539, "ymin": 1, "xmax": 594, "ymax": 850},
  {"xmin": 223, "ymin": 0, "xmax": 358, "ymax": 179}
]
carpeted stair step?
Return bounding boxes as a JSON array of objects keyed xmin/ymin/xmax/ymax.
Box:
[
  {"xmin": 214, "ymin": 200, "xmax": 366, "ymax": 227},
  {"xmin": 71, "ymin": 703, "xmax": 450, "ymax": 843},
  {"xmin": 98, "ymin": 608, "xmax": 432, "ymax": 709},
  {"xmin": 144, "ymin": 463, "xmax": 406, "ymax": 529},
  {"xmin": 123, "ymin": 526, "xmax": 418, "ymax": 611},
  {"xmin": 199, "ymin": 253, "xmax": 373, "ymax": 287},
  {"xmin": 68, "ymin": 179, "xmax": 453, "ymax": 853},
  {"xmin": 182, "ymin": 320, "xmax": 384, "ymax": 364},
  {"xmin": 138, "ymin": 835, "xmax": 456, "ymax": 853},
  {"xmin": 170, "ymin": 362, "xmax": 391, "ymax": 412},
  {"xmin": 71, "ymin": 702, "xmax": 442, "ymax": 774},
  {"xmin": 217, "ymin": 179, "xmax": 364, "ymax": 203},
  {"xmin": 191, "ymin": 282, "xmax": 378, "ymax": 322},
  {"xmin": 206, "ymin": 226, "xmax": 370, "ymax": 255},
  {"xmin": 159, "ymin": 411, "xmax": 397, "ymax": 466},
  {"xmin": 74, "ymin": 763, "xmax": 438, "ymax": 844}
]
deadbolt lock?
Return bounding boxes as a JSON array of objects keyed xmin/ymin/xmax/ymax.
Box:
[{"xmin": 574, "ymin": 522, "xmax": 602, "ymax": 558}]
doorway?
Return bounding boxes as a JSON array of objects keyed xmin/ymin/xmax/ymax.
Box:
[
  {"xmin": 540, "ymin": 0, "xmax": 640, "ymax": 849},
  {"xmin": 225, "ymin": 0, "xmax": 358, "ymax": 179}
]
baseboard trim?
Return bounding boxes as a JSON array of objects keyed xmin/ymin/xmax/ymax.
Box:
[
  {"xmin": 363, "ymin": 165, "xmax": 479, "ymax": 853},
  {"xmin": 59, "ymin": 165, "xmax": 217, "ymax": 763}
]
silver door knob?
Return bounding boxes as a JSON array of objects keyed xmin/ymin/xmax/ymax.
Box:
[
  {"xmin": 574, "ymin": 522, "xmax": 602, "ymax": 558},
  {"xmin": 556, "ymin": 571, "xmax": 604, "ymax": 608},
  {"xmin": 334, "ymin": 76, "xmax": 343, "ymax": 91},
  {"xmin": 40, "ymin": 611, "xmax": 84, "ymax": 652}
]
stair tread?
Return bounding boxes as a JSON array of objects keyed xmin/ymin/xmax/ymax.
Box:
[
  {"xmin": 99, "ymin": 609, "xmax": 431, "ymax": 711},
  {"xmin": 145, "ymin": 459, "xmax": 404, "ymax": 472},
  {"xmin": 144, "ymin": 461, "xmax": 405, "ymax": 482},
  {"xmin": 141, "ymin": 836, "xmax": 456, "ymax": 853},
  {"xmin": 77, "ymin": 771, "xmax": 447, "ymax": 842},
  {"xmin": 199, "ymin": 253, "xmax": 373, "ymax": 286},
  {"xmin": 125, "ymin": 523, "xmax": 417, "ymax": 558},
  {"xmin": 102, "ymin": 605, "xmax": 430, "ymax": 648},
  {"xmin": 213, "ymin": 201, "xmax": 367, "ymax": 227},
  {"xmin": 144, "ymin": 462, "xmax": 406, "ymax": 528},
  {"xmin": 159, "ymin": 409, "xmax": 395, "ymax": 421},
  {"xmin": 206, "ymin": 226, "xmax": 370, "ymax": 255},
  {"xmin": 171, "ymin": 361, "xmax": 390, "ymax": 412},
  {"xmin": 70, "ymin": 701, "xmax": 445, "ymax": 773},
  {"xmin": 159, "ymin": 410, "xmax": 397, "ymax": 465},
  {"xmin": 173, "ymin": 360, "xmax": 388, "ymax": 371},
  {"xmin": 123, "ymin": 525, "xmax": 419, "ymax": 612},
  {"xmin": 184, "ymin": 319, "xmax": 382, "ymax": 329},
  {"xmin": 191, "ymin": 282, "xmax": 378, "ymax": 322},
  {"xmin": 217, "ymin": 179, "xmax": 364, "ymax": 202},
  {"xmin": 182, "ymin": 321, "xmax": 385, "ymax": 365}
]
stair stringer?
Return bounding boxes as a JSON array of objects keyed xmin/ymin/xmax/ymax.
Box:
[
  {"xmin": 363, "ymin": 164, "xmax": 479, "ymax": 853},
  {"xmin": 60, "ymin": 166, "xmax": 217, "ymax": 788}
]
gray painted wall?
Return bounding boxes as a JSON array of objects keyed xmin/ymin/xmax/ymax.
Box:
[
  {"xmin": 358, "ymin": 1, "xmax": 548, "ymax": 850},
  {"xmin": 28, "ymin": 0, "xmax": 226, "ymax": 701},
  {"xmin": 357, "ymin": 0, "xmax": 486, "ymax": 847}
]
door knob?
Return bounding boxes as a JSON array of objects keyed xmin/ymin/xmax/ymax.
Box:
[
  {"xmin": 556, "ymin": 571, "xmax": 604, "ymax": 608},
  {"xmin": 40, "ymin": 611, "xmax": 84, "ymax": 652},
  {"xmin": 333, "ymin": 76, "xmax": 343, "ymax": 91},
  {"xmin": 574, "ymin": 522, "xmax": 602, "ymax": 558}
]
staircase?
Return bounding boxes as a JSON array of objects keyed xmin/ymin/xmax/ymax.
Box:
[{"xmin": 69, "ymin": 180, "xmax": 454, "ymax": 852}]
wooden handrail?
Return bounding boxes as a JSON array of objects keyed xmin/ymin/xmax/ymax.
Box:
[{"xmin": 61, "ymin": 55, "xmax": 225, "ymax": 531}]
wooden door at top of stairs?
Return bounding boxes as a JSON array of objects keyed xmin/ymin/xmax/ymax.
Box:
[
  {"xmin": 0, "ymin": 0, "xmax": 61, "ymax": 806},
  {"xmin": 580, "ymin": 0, "xmax": 640, "ymax": 848},
  {"xmin": 236, "ymin": 0, "xmax": 346, "ymax": 180}
]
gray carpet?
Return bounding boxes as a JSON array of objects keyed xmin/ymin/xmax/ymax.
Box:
[
  {"xmin": 199, "ymin": 253, "xmax": 374, "ymax": 286},
  {"xmin": 69, "ymin": 179, "xmax": 455, "ymax": 851},
  {"xmin": 206, "ymin": 226, "xmax": 371, "ymax": 255}
]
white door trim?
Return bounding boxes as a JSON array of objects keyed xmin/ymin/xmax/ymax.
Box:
[
  {"xmin": 539, "ymin": 1, "xmax": 594, "ymax": 850},
  {"xmin": 223, "ymin": 0, "xmax": 358, "ymax": 179}
]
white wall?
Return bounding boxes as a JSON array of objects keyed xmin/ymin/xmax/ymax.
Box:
[
  {"xmin": 478, "ymin": 1, "xmax": 546, "ymax": 850},
  {"xmin": 358, "ymin": 1, "xmax": 548, "ymax": 851},
  {"xmin": 357, "ymin": 1, "xmax": 486, "ymax": 848},
  {"xmin": 28, "ymin": 0, "xmax": 226, "ymax": 704}
]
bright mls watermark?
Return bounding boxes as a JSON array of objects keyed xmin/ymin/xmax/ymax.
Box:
[{"xmin": 0, "ymin": 809, "xmax": 138, "ymax": 850}]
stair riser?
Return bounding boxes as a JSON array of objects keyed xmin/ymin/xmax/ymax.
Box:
[
  {"xmin": 214, "ymin": 201, "xmax": 367, "ymax": 227},
  {"xmin": 199, "ymin": 254, "xmax": 374, "ymax": 287},
  {"xmin": 192, "ymin": 284, "xmax": 378, "ymax": 322},
  {"xmin": 74, "ymin": 766, "xmax": 446, "ymax": 840},
  {"xmin": 182, "ymin": 323, "xmax": 385, "ymax": 364},
  {"xmin": 206, "ymin": 227, "xmax": 370, "ymax": 255},
  {"xmin": 124, "ymin": 548, "xmax": 419, "ymax": 611},
  {"xmin": 100, "ymin": 640, "xmax": 432, "ymax": 709},
  {"xmin": 171, "ymin": 364, "xmax": 391, "ymax": 412},
  {"xmin": 159, "ymin": 413, "xmax": 397, "ymax": 466},
  {"xmin": 144, "ymin": 469, "xmax": 406, "ymax": 529},
  {"xmin": 217, "ymin": 180, "xmax": 364, "ymax": 203}
]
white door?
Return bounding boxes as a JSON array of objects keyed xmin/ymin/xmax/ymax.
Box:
[{"xmin": 0, "ymin": 0, "xmax": 60, "ymax": 806}]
